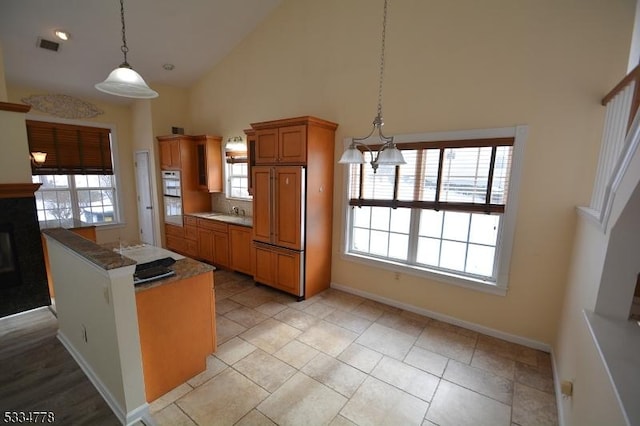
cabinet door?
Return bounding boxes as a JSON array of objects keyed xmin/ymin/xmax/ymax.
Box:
[
  {"xmin": 274, "ymin": 167, "xmax": 303, "ymax": 250},
  {"xmin": 229, "ymin": 225, "xmax": 253, "ymax": 275},
  {"xmin": 275, "ymin": 248, "xmax": 302, "ymax": 296},
  {"xmin": 212, "ymin": 231, "xmax": 229, "ymax": 268},
  {"xmin": 195, "ymin": 137, "xmax": 223, "ymax": 192},
  {"xmin": 197, "ymin": 228, "xmax": 213, "ymax": 263},
  {"xmin": 159, "ymin": 139, "xmax": 182, "ymax": 169},
  {"xmin": 278, "ymin": 125, "xmax": 306, "ymax": 164},
  {"xmin": 255, "ymin": 129, "xmax": 278, "ymax": 164},
  {"xmin": 245, "ymin": 130, "xmax": 256, "ymax": 196},
  {"xmin": 252, "ymin": 166, "xmax": 273, "ymax": 244},
  {"xmin": 253, "ymin": 243, "xmax": 276, "ymax": 286}
]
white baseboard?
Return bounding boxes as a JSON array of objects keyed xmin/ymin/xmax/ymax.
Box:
[
  {"xmin": 57, "ymin": 331, "xmax": 150, "ymax": 425},
  {"xmin": 330, "ymin": 281, "xmax": 551, "ymax": 352},
  {"xmin": 550, "ymin": 348, "xmax": 566, "ymax": 426}
]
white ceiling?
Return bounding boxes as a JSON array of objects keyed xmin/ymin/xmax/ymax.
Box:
[{"xmin": 0, "ymin": 0, "xmax": 281, "ymax": 103}]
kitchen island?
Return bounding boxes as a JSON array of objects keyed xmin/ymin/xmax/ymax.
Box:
[{"xmin": 41, "ymin": 228, "xmax": 216, "ymax": 423}]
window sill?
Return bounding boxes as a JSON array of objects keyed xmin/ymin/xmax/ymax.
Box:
[
  {"xmin": 584, "ymin": 310, "xmax": 640, "ymax": 425},
  {"xmin": 341, "ymin": 252, "xmax": 507, "ymax": 296}
]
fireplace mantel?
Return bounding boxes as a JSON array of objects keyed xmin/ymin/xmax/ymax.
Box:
[{"xmin": 0, "ymin": 183, "xmax": 42, "ymax": 199}]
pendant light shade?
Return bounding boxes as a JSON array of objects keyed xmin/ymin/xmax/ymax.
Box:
[
  {"xmin": 338, "ymin": 144, "xmax": 365, "ymax": 164},
  {"xmin": 376, "ymin": 145, "xmax": 406, "ymax": 165},
  {"xmin": 95, "ymin": 0, "xmax": 158, "ymax": 99},
  {"xmin": 96, "ymin": 65, "xmax": 158, "ymax": 99}
]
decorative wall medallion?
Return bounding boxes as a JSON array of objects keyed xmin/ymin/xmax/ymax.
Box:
[{"xmin": 21, "ymin": 94, "xmax": 104, "ymax": 119}]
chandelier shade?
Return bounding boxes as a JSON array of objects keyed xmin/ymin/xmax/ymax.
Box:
[{"xmin": 95, "ymin": 0, "xmax": 158, "ymax": 99}]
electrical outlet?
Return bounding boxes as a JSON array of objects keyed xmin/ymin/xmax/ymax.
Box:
[{"xmin": 394, "ymin": 272, "xmax": 400, "ymax": 281}]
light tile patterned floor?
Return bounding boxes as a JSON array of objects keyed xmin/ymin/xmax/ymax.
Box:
[{"xmin": 150, "ymin": 271, "xmax": 558, "ymax": 426}]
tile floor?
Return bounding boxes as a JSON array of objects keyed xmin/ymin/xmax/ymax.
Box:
[{"xmin": 149, "ymin": 271, "xmax": 558, "ymax": 426}]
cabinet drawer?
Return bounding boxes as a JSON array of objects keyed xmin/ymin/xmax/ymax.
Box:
[
  {"xmin": 197, "ymin": 218, "xmax": 229, "ymax": 232},
  {"xmin": 184, "ymin": 225, "xmax": 198, "ymax": 241},
  {"xmin": 165, "ymin": 224, "xmax": 184, "ymax": 237},
  {"xmin": 166, "ymin": 235, "xmax": 186, "ymax": 253},
  {"xmin": 184, "ymin": 216, "xmax": 198, "ymax": 227}
]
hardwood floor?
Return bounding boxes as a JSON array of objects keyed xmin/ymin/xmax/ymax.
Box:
[{"xmin": 0, "ymin": 307, "xmax": 119, "ymax": 425}]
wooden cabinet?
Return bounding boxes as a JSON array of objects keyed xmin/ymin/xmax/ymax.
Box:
[
  {"xmin": 249, "ymin": 116, "xmax": 337, "ymax": 299},
  {"xmin": 244, "ymin": 128, "xmax": 256, "ymax": 196},
  {"xmin": 159, "ymin": 138, "xmax": 181, "ymax": 169},
  {"xmin": 165, "ymin": 223, "xmax": 186, "ymax": 254},
  {"xmin": 252, "ymin": 166, "xmax": 303, "ymax": 250},
  {"xmin": 196, "ymin": 218, "xmax": 229, "ymax": 268},
  {"xmin": 136, "ymin": 269, "xmax": 216, "ymax": 402},
  {"xmin": 255, "ymin": 125, "xmax": 306, "ymax": 165},
  {"xmin": 183, "ymin": 216, "xmax": 198, "ymax": 258},
  {"xmin": 253, "ymin": 242, "xmax": 302, "ymax": 296},
  {"xmin": 195, "ymin": 135, "xmax": 223, "ymax": 192},
  {"xmin": 229, "ymin": 224, "xmax": 252, "ymax": 275}
]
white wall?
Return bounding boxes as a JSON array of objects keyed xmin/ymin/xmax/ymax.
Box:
[{"xmin": 44, "ymin": 234, "xmax": 147, "ymax": 423}]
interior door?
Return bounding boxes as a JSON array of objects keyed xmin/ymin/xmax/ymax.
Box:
[
  {"xmin": 252, "ymin": 166, "xmax": 273, "ymax": 243},
  {"xmin": 135, "ymin": 151, "xmax": 156, "ymax": 245},
  {"xmin": 274, "ymin": 166, "xmax": 304, "ymax": 250}
]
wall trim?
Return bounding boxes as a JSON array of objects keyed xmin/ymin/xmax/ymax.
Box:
[
  {"xmin": 330, "ymin": 281, "xmax": 551, "ymax": 352},
  {"xmin": 57, "ymin": 330, "xmax": 149, "ymax": 426},
  {"xmin": 550, "ymin": 348, "xmax": 567, "ymax": 426}
]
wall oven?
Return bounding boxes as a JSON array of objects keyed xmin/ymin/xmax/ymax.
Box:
[{"xmin": 161, "ymin": 171, "xmax": 182, "ymax": 226}]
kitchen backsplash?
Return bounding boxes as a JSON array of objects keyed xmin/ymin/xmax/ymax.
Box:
[{"xmin": 211, "ymin": 193, "xmax": 253, "ymax": 217}]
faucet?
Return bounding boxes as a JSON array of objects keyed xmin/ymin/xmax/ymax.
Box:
[{"xmin": 231, "ymin": 206, "xmax": 239, "ymax": 215}]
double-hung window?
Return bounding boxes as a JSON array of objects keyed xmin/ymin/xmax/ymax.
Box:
[
  {"xmin": 344, "ymin": 127, "xmax": 526, "ymax": 293},
  {"xmin": 226, "ymin": 151, "xmax": 251, "ymax": 199},
  {"xmin": 26, "ymin": 119, "xmax": 121, "ymax": 227}
]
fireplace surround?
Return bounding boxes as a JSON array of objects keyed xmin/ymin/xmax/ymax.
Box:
[{"xmin": 0, "ymin": 183, "xmax": 49, "ymax": 318}]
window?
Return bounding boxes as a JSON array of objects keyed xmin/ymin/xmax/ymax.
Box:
[
  {"xmin": 344, "ymin": 127, "xmax": 526, "ymax": 293},
  {"xmin": 32, "ymin": 174, "xmax": 118, "ymax": 225},
  {"xmin": 226, "ymin": 151, "xmax": 251, "ymax": 199},
  {"xmin": 26, "ymin": 119, "xmax": 121, "ymax": 227}
]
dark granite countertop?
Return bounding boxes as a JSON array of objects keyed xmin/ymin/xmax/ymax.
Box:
[
  {"xmin": 42, "ymin": 228, "xmax": 135, "ymax": 270},
  {"xmin": 42, "ymin": 229, "xmax": 215, "ymax": 293}
]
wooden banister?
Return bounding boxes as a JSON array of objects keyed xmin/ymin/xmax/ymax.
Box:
[{"xmin": 602, "ymin": 64, "xmax": 640, "ymax": 106}]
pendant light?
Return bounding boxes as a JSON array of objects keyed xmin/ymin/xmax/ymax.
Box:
[
  {"xmin": 95, "ymin": 0, "xmax": 158, "ymax": 99},
  {"xmin": 339, "ymin": 0, "xmax": 404, "ymax": 173}
]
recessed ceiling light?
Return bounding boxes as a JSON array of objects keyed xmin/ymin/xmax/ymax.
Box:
[
  {"xmin": 162, "ymin": 63, "xmax": 175, "ymax": 71},
  {"xmin": 54, "ymin": 30, "xmax": 70, "ymax": 41}
]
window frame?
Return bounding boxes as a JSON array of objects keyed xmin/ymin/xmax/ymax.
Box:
[
  {"xmin": 225, "ymin": 151, "xmax": 252, "ymax": 200},
  {"xmin": 341, "ymin": 125, "xmax": 528, "ymax": 295},
  {"xmin": 27, "ymin": 115, "xmax": 124, "ymax": 228}
]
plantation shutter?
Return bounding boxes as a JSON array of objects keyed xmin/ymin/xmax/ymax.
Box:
[
  {"xmin": 26, "ymin": 120, "xmax": 113, "ymax": 175},
  {"xmin": 348, "ymin": 137, "xmax": 514, "ymax": 214}
]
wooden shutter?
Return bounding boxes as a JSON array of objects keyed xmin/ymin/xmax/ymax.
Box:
[{"xmin": 26, "ymin": 120, "xmax": 113, "ymax": 175}]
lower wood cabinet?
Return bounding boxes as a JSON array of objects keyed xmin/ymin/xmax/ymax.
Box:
[
  {"xmin": 253, "ymin": 242, "xmax": 302, "ymax": 297},
  {"xmin": 229, "ymin": 224, "xmax": 252, "ymax": 275},
  {"xmin": 196, "ymin": 218, "xmax": 229, "ymax": 269},
  {"xmin": 165, "ymin": 217, "xmax": 253, "ymax": 275}
]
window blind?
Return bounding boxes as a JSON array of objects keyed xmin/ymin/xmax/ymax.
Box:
[
  {"xmin": 348, "ymin": 137, "xmax": 514, "ymax": 214},
  {"xmin": 225, "ymin": 150, "xmax": 248, "ymax": 164},
  {"xmin": 26, "ymin": 120, "xmax": 113, "ymax": 175}
]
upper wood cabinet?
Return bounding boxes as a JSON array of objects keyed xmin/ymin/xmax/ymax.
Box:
[
  {"xmin": 254, "ymin": 124, "xmax": 307, "ymax": 165},
  {"xmin": 195, "ymin": 135, "xmax": 223, "ymax": 192},
  {"xmin": 244, "ymin": 128, "xmax": 256, "ymax": 196},
  {"xmin": 159, "ymin": 138, "xmax": 182, "ymax": 169}
]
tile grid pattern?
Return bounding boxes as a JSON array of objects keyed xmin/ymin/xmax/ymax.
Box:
[{"xmin": 150, "ymin": 271, "xmax": 558, "ymax": 426}]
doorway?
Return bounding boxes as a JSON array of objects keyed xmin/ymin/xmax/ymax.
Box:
[{"xmin": 135, "ymin": 151, "xmax": 156, "ymax": 246}]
